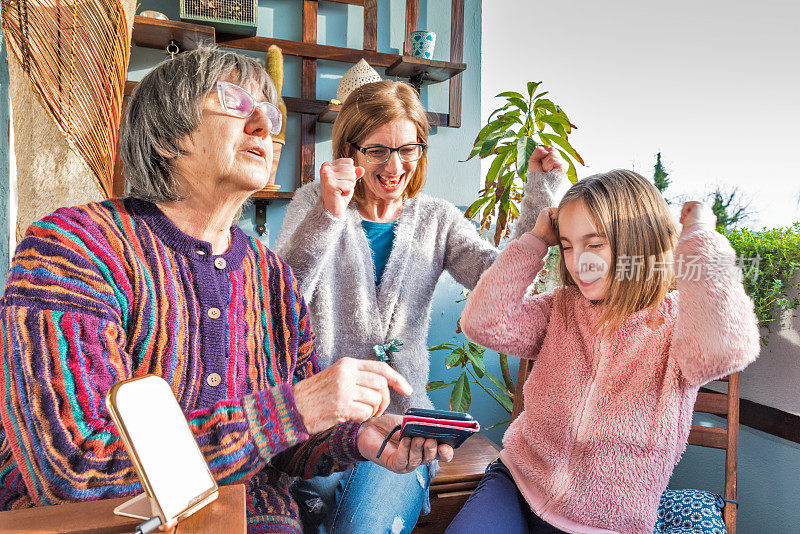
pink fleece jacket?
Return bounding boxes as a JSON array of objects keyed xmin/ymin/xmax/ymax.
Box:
[{"xmin": 460, "ymin": 225, "xmax": 760, "ymax": 534}]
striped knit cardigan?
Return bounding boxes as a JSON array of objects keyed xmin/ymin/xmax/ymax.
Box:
[{"xmin": 0, "ymin": 198, "xmax": 362, "ymax": 533}]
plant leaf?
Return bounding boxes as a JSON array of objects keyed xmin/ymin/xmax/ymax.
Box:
[
  {"xmin": 466, "ymin": 368, "xmax": 513, "ymax": 413},
  {"xmin": 496, "ymin": 91, "xmax": 524, "ymax": 100},
  {"xmin": 508, "ymin": 97, "xmax": 528, "ymax": 113},
  {"xmin": 478, "ymin": 131, "xmax": 515, "ymax": 159},
  {"xmin": 483, "ymin": 370, "xmax": 511, "ymax": 396},
  {"xmin": 540, "ymin": 133, "xmax": 585, "ymax": 165},
  {"xmin": 466, "ymin": 195, "xmax": 492, "ymax": 219},
  {"xmin": 556, "ymin": 148, "xmax": 578, "ymax": 183},
  {"xmin": 479, "ymin": 137, "xmax": 502, "ymax": 158},
  {"xmin": 516, "ymin": 136, "xmax": 538, "ymax": 178},
  {"xmin": 475, "ymin": 119, "xmax": 505, "ymax": 143},
  {"xmin": 428, "ymin": 342, "xmax": 456, "ymax": 352},
  {"xmin": 426, "ymin": 380, "xmax": 452, "ymax": 391},
  {"xmin": 533, "ymin": 98, "xmax": 557, "ymax": 113},
  {"xmin": 450, "ymin": 372, "xmax": 471, "ymax": 412},
  {"xmin": 463, "ymin": 144, "xmax": 481, "ymax": 162},
  {"xmin": 486, "ymin": 150, "xmax": 510, "ymax": 186},
  {"xmin": 539, "ymin": 110, "xmax": 574, "ymax": 135},
  {"xmin": 467, "ymin": 342, "xmax": 486, "ymax": 355},
  {"xmin": 484, "ymin": 386, "xmax": 513, "ymax": 412},
  {"xmin": 444, "ymin": 347, "xmax": 466, "ymax": 368},
  {"xmin": 465, "ymin": 349, "xmax": 486, "ymax": 376},
  {"xmin": 487, "ymin": 102, "xmax": 514, "ymax": 122},
  {"xmin": 527, "ymin": 81, "xmax": 542, "ymax": 97}
]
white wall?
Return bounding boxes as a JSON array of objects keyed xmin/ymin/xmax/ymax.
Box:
[{"xmin": 748, "ymin": 287, "xmax": 800, "ymax": 416}]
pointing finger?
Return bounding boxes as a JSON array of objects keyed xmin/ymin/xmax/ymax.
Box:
[{"xmin": 356, "ymin": 360, "xmax": 413, "ymax": 396}]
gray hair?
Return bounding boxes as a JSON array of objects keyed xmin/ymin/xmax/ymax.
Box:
[{"xmin": 120, "ymin": 47, "xmax": 277, "ymax": 202}]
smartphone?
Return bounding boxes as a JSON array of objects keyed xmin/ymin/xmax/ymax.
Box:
[
  {"xmin": 106, "ymin": 375, "xmax": 218, "ymax": 526},
  {"xmin": 400, "ymin": 408, "xmax": 480, "ymax": 448},
  {"xmin": 403, "ymin": 408, "xmax": 476, "ymax": 421}
]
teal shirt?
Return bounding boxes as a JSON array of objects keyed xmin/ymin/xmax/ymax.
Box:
[{"xmin": 361, "ymin": 219, "xmax": 397, "ymax": 285}]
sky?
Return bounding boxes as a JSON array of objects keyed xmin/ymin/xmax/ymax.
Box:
[{"xmin": 482, "ymin": 0, "xmax": 800, "ymax": 229}]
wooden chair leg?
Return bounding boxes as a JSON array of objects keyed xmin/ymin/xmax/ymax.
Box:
[{"xmin": 723, "ymin": 372, "xmax": 740, "ymax": 534}]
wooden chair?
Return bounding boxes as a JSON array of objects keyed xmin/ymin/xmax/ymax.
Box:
[
  {"xmin": 512, "ymin": 359, "xmax": 741, "ymax": 534},
  {"xmin": 685, "ymin": 373, "xmax": 740, "ymax": 534}
]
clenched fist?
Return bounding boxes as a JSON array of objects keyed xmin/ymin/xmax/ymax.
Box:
[
  {"xmin": 529, "ymin": 207, "xmax": 559, "ymax": 247},
  {"xmin": 320, "ymin": 158, "xmax": 365, "ymax": 219},
  {"xmin": 680, "ymin": 201, "xmax": 716, "ymax": 229},
  {"xmin": 528, "ymin": 145, "xmax": 566, "ymax": 175}
]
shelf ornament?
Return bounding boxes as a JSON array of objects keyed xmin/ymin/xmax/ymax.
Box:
[
  {"xmin": 336, "ymin": 58, "xmax": 381, "ymax": 104},
  {"xmin": 264, "ymin": 44, "xmax": 286, "ymax": 191}
]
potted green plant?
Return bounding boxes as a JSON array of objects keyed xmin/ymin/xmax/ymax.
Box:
[{"xmin": 428, "ymin": 82, "xmax": 583, "ymax": 424}]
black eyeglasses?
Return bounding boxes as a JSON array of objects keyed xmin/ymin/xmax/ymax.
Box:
[{"xmin": 350, "ymin": 142, "xmax": 427, "ymax": 165}]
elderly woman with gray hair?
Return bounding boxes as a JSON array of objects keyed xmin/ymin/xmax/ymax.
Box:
[{"xmin": 0, "ymin": 48, "xmax": 454, "ymax": 533}]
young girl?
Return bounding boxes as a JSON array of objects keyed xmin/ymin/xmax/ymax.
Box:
[{"xmin": 449, "ymin": 152, "xmax": 760, "ymax": 534}]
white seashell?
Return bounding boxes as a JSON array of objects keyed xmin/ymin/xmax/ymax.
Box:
[
  {"xmin": 139, "ymin": 10, "xmax": 169, "ymax": 20},
  {"xmin": 336, "ymin": 59, "xmax": 382, "ymax": 103}
]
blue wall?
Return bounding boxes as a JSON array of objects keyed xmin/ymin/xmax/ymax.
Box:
[{"xmin": 129, "ymin": 1, "xmax": 512, "ymax": 440}]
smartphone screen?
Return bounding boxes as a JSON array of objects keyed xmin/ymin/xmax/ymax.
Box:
[{"xmin": 110, "ymin": 375, "xmax": 216, "ymax": 521}]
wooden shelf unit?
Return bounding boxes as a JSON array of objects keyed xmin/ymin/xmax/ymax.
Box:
[
  {"xmin": 251, "ymin": 190, "xmax": 294, "ymax": 200},
  {"xmin": 116, "ymin": 1, "xmax": 467, "ymax": 201},
  {"xmin": 317, "ymin": 102, "xmax": 448, "ymax": 127},
  {"xmin": 385, "ymin": 56, "xmax": 466, "ymax": 88},
  {"xmin": 131, "ymin": 15, "xmax": 215, "ymax": 52}
]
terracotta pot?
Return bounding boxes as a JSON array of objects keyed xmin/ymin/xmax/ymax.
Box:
[{"xmin": 268, "ymin": 138, "xmax": 285, "ymax": 188}]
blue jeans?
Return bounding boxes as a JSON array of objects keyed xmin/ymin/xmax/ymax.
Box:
[
  {"xmin": 446, "ymin": 459, "xmax": 567, "ymax": 534},
  {"xmin": 292, "ymin": 461, "xmax": 431, "ymax": 534}
]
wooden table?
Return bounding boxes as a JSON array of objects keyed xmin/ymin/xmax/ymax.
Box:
[{"xmin": 0, "ymin": 484, "xmax": 246, "ymax": 534}]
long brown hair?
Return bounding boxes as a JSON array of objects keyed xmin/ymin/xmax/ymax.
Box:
[
  {"xmin": 331, "ymin": 80, "xmax": 429, "ymax": 203},
  {"xmin": 556, "ymin": 169, "xmax": 678, "ymax": 334}
]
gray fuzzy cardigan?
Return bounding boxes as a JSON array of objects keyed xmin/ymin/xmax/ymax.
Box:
[{"xmin": 275, "ymin": 171, "xmax": 563, "ymax": 413}]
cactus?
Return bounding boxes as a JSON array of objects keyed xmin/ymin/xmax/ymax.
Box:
[{"xmin": 265, "ymin": 45, "xmax": 287, "ymax": 142}]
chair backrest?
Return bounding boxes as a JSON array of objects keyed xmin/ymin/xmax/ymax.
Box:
[{"xmin": 510, "ymin": 360, "xmax": 739, "ymax": 534}]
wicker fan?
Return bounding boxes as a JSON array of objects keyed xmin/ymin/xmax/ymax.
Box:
[{"xmin": 2, "ymin": 0, "xmax": 130, "ymax": 198}]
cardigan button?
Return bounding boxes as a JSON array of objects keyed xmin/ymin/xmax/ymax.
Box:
[
  {"xmin": 214, "ymin": 257, "xmax": 227, "ymax": 270},
  {"xmin": 206, "ymin": 373, "xmax": 221, "ymax": 387},
  {"xmin": 207, "ymin": 307, "xmax": 221, "ymax": 319}
]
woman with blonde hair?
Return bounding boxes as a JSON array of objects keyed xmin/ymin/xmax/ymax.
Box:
[
  {"xmin": 451, "ymin": 169, "xmax": 760, "ymax": 533},
  {"xmin": 276, "ymin": 80, "xmax": 561, "ymax": 532}
]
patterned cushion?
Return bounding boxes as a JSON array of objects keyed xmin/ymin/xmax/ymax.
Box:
[{"xmin": 652, "ymin": 489, "xmax": 727, "ymax": 533}]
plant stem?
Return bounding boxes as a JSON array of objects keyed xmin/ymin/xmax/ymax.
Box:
[
  {"xmin": 486, "ymin": 419, "xmax": 511, "ymax": 430},
  {"xmin": 466, "ymin": 367, "xmax": 512, "ymax": 413},
  {"xmin": 499, "ymin": 353, "xmax": 515, "ymax": 393}
]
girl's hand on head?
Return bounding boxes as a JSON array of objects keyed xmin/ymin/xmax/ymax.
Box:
[
  {"xmin": 529, "ymin": 207, "xmax": 559, "ymax": 247},
  {"xmin": 320, "ymin": 158, "xmax": 366, "ymax": 219},
  {"xmin": 680, "ymin": 201, "xmax": 716, "ymax": 229},
  {"xmin": 528, "ymin": 145, "xmax": 566, "ymax": 174}
]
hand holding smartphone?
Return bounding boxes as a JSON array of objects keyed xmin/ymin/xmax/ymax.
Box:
[{"xmin": 376, "ymin": 408, "xmax": 480, "ymax": 458}]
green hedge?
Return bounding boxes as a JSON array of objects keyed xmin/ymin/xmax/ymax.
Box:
[{"xmin": 725, "ymin": 223, "xmax": 800, "ymax": 336}]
